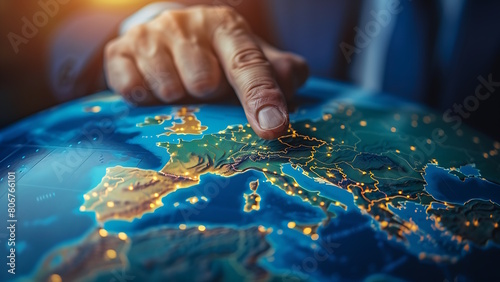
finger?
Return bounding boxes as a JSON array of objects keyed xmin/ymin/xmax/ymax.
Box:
[
  {"xmin": 105, "ymin": 51, "xmax": 158, "ymax": 105},
  {"xmin": 171, "ymin": 42, "xmax": 222, "ymax": 99},
  {"xmin": 263, "ymin": 49, "xmax": 309, "ymax": 100},
  {"xmin": 135, "ymin": 46, "xmax": 186, "ymax": 103},
  {"xmin": 211, "ymin": 11, "xmax": 289, "ymax": 140}
]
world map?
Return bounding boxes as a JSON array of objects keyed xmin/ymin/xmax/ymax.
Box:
[{"xmin": 1, "ymin": 78, "xmax": 499, "ymax": 281}]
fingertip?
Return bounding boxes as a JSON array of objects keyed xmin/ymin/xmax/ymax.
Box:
[{"xmin": 249, "ymin": 104, "xmax": 289, "ymax": 140}]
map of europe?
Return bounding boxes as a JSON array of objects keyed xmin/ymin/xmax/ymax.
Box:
[{"xmin": 1, "ymin": 78, "xmax": 499, "ymax": 281}]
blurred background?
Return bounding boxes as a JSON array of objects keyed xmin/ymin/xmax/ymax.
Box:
[{"xmin": 1, "ymin": 0, "xmax": 499, "ymax": 139}]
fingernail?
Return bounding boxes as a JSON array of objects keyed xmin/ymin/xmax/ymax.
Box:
[{"xmin": 258, "ymin": 106, "xmax": 286, "ymax": 130}]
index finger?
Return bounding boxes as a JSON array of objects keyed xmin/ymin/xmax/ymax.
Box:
[{"xmin": 210, "ymin": 8, "xmax": 289, "ymax": 140}]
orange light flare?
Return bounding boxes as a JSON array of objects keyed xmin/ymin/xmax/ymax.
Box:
[{"xmin": 88, "ymin": 0, "xmax": 139, "ymax": 8}]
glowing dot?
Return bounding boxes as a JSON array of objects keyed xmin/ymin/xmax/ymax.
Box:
[
  {"xmin": 287, "ymin": 222, "xmax": 296, "ymax": 229},
  {"xmin": 331, "ymin": 138, "xmax": 335, "ymax": 142},
  {"xmin": 410, "ymin": 146, "xmax": 416, "ymax": 151},
  {"xmin": 423, "ymin": 116, "xmax": 432, "ymax": 124},
  {"xmin": 495, "ymin": 223, "xmax": 499, "ymax": 228},
  {"xmin": 118, "ymin": 232, "xmax": 127, "ymax": 240},
  {"xmin": 153, "ymin": 176, "xmax": 158, "ymax": 181},
  {"xmin": 79, "ymin": 206, "xmax": 86, "ymax": 211},
  {"xmin": 48, "ymin": 274, "xmax": 62, "ymax": 282},
  {"xmin": 319, "ymin": 201, "xmax": 325, "ymax": 206},
  {"xmin": 411, "ymin": 121, "xmax": 418, "ymax": 127},
  {"xmin": 494, "ymin": 142, "xmax": 500, "ymax": 149},
  {"xmin": 107, "ymin": 201, "xmax": 115, "ymax": 208},
  {"xmin": 198, "ymin": 225, "xmax": 206, "ymax": 232},
  {"xmin": 92, "ymin": 192, "xmax": 98, "ymax": 197},
  {"xmin": 380, "ymin": 221, "xmax": 389, "ymax": 228},
  {"xmin": 103, "ymin": 182, "xmax": 109, "ymax": 188},
  {"xmin": 305, "ymin": 124, "xmax": 310, "ymax": 128},
  {"xmin": 83, "ymin": 194, "xmax": 90, "ymax": 200},
  {"xmin": 395, "ymin": 149, "xmax": 400, "ymax": 153},
  {"xmin": 154, "ymin": 193, "xmax": 159, "ymax": 197},
  {"xmin": 312, "ymin": 127, "xmax": 317, "ymax": 131},
  {"xmin": 483, "ymin": 153, "xmax": 489, "ymax": 159},
  {"xmin": 359, "ymin": 120, "xmax": 367, "ymax": 127},
  {"xmin": 150, "ymin": 203, "xmax": 155, "ymax": 208},
  {"xmin": 311, "ymin": 234, "xmax": 319, "ymax": 241},
  {"xmin": 262, "ymin": 168, "xmax": 268, "ymax": 172},
  {"xmin": 258, "ymin": 225, "xmax": 266, "ymax": 232},
  {"xmin": 303, "ymin": 227, "xmax": 312, "ymax": 235},
  {"xmin": 99, "ymin": 229, "xmax": 108, "ymax": 237},
  {"xmin": 106, "ymin": 249, "xmax": 117, "ymax": 259},
  {"xmin": 390, "ymin": 127, "xmax": 396, "ymax": 133},
  {"xmin": 128, "ymin": 185, "xmax": 134, "ymax": 191},
  {"xmin": 179, "ymin": 224, "xmax": 187, "ymax": 230},
  {"xmin": 340, "ymin": 124, "xmax": 345, "ymax": 130},
  {"xmin": 465, "ymin": 221, "xmax": 470, "ymax": 226}
]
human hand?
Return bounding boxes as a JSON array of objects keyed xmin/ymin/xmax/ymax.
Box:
[{"xmin": 104, "ymin": 5, "xmax": 308, "ymax": 139}]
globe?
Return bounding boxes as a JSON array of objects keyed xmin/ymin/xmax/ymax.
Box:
[{"xmin": 1, "ymin": 78, "xmax": 499, "ymax": 282}]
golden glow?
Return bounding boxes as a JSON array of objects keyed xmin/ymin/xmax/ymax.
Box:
[
  {"xmin": 303, "ymin": 227, "xmax": 312, "ymax": 235},
  {"xmin": 198, "ymin": 225, "xmax": 206, "ymax": 232},
  {"xmin": 179, "ymin": 224, "xmax": 187, "ymax": 230},
  {"xmin": 359, "ymin": 120, "xmax": 367, "ymax": 127},
  {"xmin": 118, "ymin": 232, "xmax": 128, "ymax": 240},
  {"xmin": 287, "ymin": 221, "xmax": 296, "ymax": 229},
  {"xmin": 83, "ymin": 194, "xmax": 90, "ymax": 200},
  {"xmin": 99, "ymin": 228, "xmax": 108, "ymax": 237},
  {"xmin": 48, "ymin": 274, "xmax": 62, "ymax": 282},
  {"xmin": 410, "ymin": 146, "xmax": 416, "ymax": 151},
  {"xmin": 106, "ymin": 201, "xmax": 115, "ymax": 208},
  {"xmin": 106, "ymin": 249, "xmax": 117, "ymax": 259},
  {"xmin": 311, "ymin": 234, "xmax": 319, "ymax": 240}
]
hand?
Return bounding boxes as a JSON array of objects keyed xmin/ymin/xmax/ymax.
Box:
[{"xmin": 104, "ymin": 5, "xmax": 308, "ymax": 139}]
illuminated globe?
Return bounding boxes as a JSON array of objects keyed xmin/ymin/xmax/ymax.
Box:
[{"xmin": 1, "ymin": 78, "xmax": 499, "ymax": 281}]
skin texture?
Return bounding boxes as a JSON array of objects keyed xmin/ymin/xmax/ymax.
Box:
[{"xmin": 104, "ymin": 5, "xmax": 309, "ymax": 139}]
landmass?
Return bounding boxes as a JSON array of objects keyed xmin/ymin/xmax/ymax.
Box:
[
  {"xmin": 32, "ymin": 226, "xmax": 284, "ymax": 282},
  {"xmin": 82, "ymin": 103, "xmax": 500, "ymax": 261},
  {"xmin": 244, "ymin": 180, "xmax": 261, "ymax": 212}
]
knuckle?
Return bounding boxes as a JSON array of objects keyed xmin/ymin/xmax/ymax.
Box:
[
  {"xmin": 274, "ymin": 55, "xmax": 295, "ymax": 77},
  {"xmin": 212, "ymin": 6, "xmax": 247, "ymax": 32},
  {"xmin": 231, "ymin": 47, "xmax": 269, "ymax": 73},
  {"xmin": 244, "ymin": 78, "xmax": 280, "ymax": 108},
  {"xmin": 127, "ymin": 24, "xmax": 149, "ymax": 39},
  {"xmin": 104, "ymin": 39, "xmax": 123, "ymax": 58}
]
